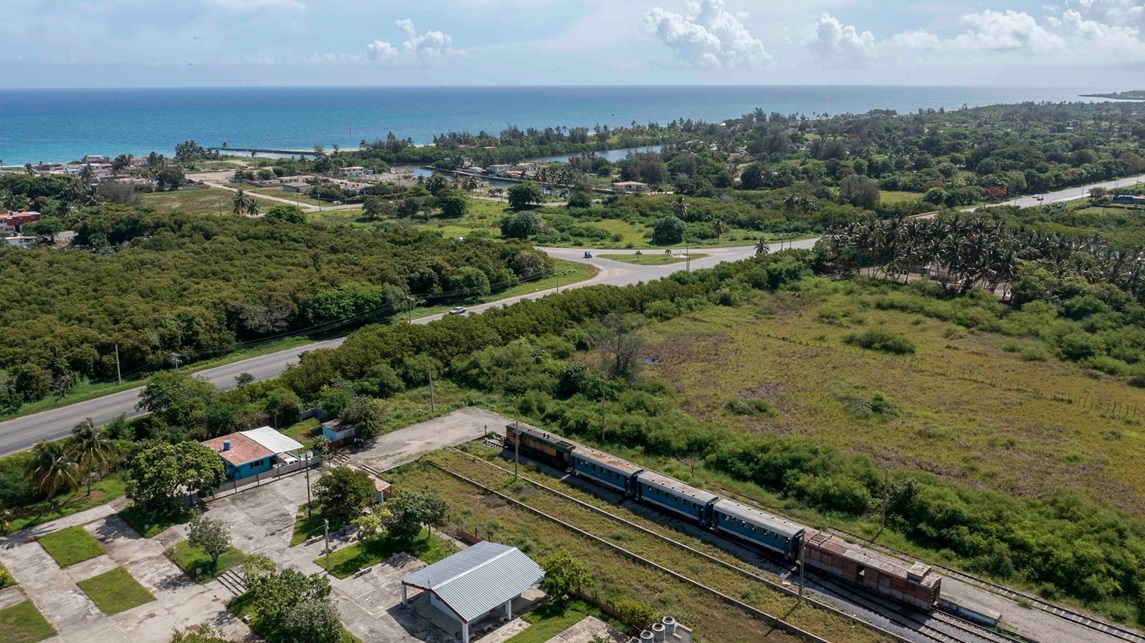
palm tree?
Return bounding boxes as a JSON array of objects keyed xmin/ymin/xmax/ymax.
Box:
[
  {"xmin": 232, "ymin": 190, "xmax": 258, "ymax": 216},
  {"xmin": 713, "ymin": 220, "xmax": 728, "ymax": 243},
  {"xmin": 755, "ymin": 238, "xmax": 770, "ymax": 256},
  {"xmin": 673, "ymin": 196, "xmax": 688, "ymax": 220},
  {"xmin": 26, "ymin": 441, "xmax": 80, "ymax": 504},
  {"xmin": 69, "ymin": 418, "xmax": 115, "ymax": 496}
]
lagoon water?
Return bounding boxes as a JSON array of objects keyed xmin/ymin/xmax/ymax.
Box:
[{"xmin": 0, "ymin": 85, "xmax": 1106, "ymax": 166}]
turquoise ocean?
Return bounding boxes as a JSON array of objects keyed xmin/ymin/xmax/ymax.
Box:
[{"xmin": 0, "ymin": 85, "xmax": 1109, "ymax": 166}]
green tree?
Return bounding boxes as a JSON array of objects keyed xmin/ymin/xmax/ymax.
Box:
[
  {"xmin": 247, "ymin": 567, "xmax": 332, "ymax": 637},
  {"xmin": 234, "ymin": 372, "xmax": 255, "ymax": 387},
  {"xmin": 68, "ymin": 418, "xmax": 115, "ymax": 496},
  {"xmin": 362, "ymin": 196, "xmax": 394, "ymax": 221},
  {"xmin": 652, "ymin": 216, "xmax": 685, "ymax": 245},
  {"xmin": 541, "ymin": 550, "xmax": 593, "ymax": 599},
  {"xmin": 139, "ymin": 372, "xmax": 220, "ymax": 427},
  {"xmin": 339, "ymin": 396, "xmax": 385, "ymax": 440},
  {"xmin": 500, "ymin": 211, "xmax": 543, "ymax": 239},
  {"xmin": 566, "ymin": 191, "xmax": 593, "ymax": 208},
  {"xmin": 351, "ymin": 504, "xmax": 393, "ymax": 542},
  {"xmin": 265, "ymin": 388, "xmax": 304, "ymax": 427},
  {"xmin": 188, "ymin": 513, "xmax": 231, "ymax": 565},
  {"xmin": 264, "ymin": 205, "xmax": 306, "ymax": 224},
  {"xmin": 383, "ymin": 490, "xmax": 448, "ymax": 541},
  {"xmin": 439, "ymin": 194, "xmax": 469, "ymax": 218},
  {"xmin": 507, "ymin": 181, "xmax": 545, "ymax": 210},
  {"xmin": 594, "ymin": 311, "xmax": 644, "ymax": 385},
  {"xmin": 613, "ymin": 599, "xmax": 658, "ymax": 631},
  {"xmin": 127, "ymin": 441, "xmax": 225, "ymax": 513},
  {"xmin": 282, "ymin": 600, "xmax": 342, "ymax": 643},
  {"xmin": 839, "ymin": 174, "xmax": 880, "ymax": 209},
  {"xmin": 713, "ymin": 219, "xmax": 728, "ymax": 242},
  {"xmin": 26, "ymin": 440, "xmax": 80, "ymax": 501},
  {"xmin": 26, "ymin": 217, "xmax": 67, "ymax": 243},
  {"xmin": 313, "ymin": 467, "xmax": 376, "ymax": 523}
]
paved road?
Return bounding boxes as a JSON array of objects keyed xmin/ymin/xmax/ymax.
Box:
[{"xmin": 2, "ymin": 173, "xmax": 1142, "ymax": 455}]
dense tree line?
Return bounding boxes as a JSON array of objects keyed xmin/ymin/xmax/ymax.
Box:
[{"xmin": 0, "ymin": 207, "xmax": 551, "ymax": 406}]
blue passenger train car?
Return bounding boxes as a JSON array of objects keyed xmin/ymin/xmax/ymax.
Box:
[
  {"xmin": 570, "ymin": 447, "xmax": 644, "ymax": 497},
  {"xmin": 635, "ymin": 471, "xmax": 718, "ymax": 524},
  {"xmin": 712, "ymin": 498, "xmax": 804, "ymax": 559}
]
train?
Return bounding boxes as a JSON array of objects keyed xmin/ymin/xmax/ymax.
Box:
[{"xmin": 505, "ymin": 422, "xmax": 941, "ymax": 611}]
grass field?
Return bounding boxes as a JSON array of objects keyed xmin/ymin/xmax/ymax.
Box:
[
  {"xmin": 0, "ymin": 601, "xmax": 56, "ymax": 643},
  {"xmin": 141, "ymin": 187, "xmax": 235, "ymax": 216},
  {"xmin": 504, "ymin": 600, "xmax": 604, "ymax": 643},
  {"xmin": 639, "ymin": 280, "xmax": 1145, "ymax": 517},
  {"xmin": 166, "ymin": 540, "xmax": 245, "ymax": 581},
  {"xmin": 290, "ymin": 504, "xmax": 345, "ymax": 547},
  {"xmin": 77, "ymin": 567, "xmax": 155, "ymax": 615},
  {"xmin": 389, "ymin": 456, "xmax": 887, "ymax": 643},
  {"xmin": 281, "ymin": 418, "xmax": 322, "ymax": 450},
  {"xmin": 119, "ymin": 505, "xmax": 193, "ymax": 538},
  {"xmin": 5, "ymin": 474, "xmax": 125, "ymax": 534},
  {"xmin": 317, "ymin": 529, "xmax": 456, "ymax": 578},
  {"xmin": 37, "ymin": 526, "xmax": 105, "ymax": 567},
  {"xmin": 598, "ymin": 252, "xmax": 708, "ymax": 265},
  {"xmin": 246, "ymin": 187, "xmax": 325, "ymax": 207}
]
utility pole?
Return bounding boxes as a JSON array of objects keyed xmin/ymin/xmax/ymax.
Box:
[
  {"xmin": 555, "ymin": 269, "xmax": 560, "ymax": 294},
  {"xmin": 407, "ymin": 296, "xmax": 415, "ymax": 323},
  {"xmin": 685, "ymin": 239, "xmax": 690, "ymax": 273},
  {"xmin": 798, "ymin": 541, "xmax": 805, "ymax": 602},
  {"xmin": 323, "ymin": 518, "xmax": 331, "ymax": 571},
  {"xmin": 428, "ymin": 370, "xmax": 435, "ymax": 412},
  {"xmin": 305, "ymin": 451, "xmax": 313, "ymax": 517},
  {"xmin": 881, "ymin": 468, "xmax": 889, "ymax": 532},
  {"xmin": 514, "ymin": 421, "xmax": 520, "ymax": 480},
  {"xmin": 114, "ymin": 344, "xmax": 122, "ymax": 385}
]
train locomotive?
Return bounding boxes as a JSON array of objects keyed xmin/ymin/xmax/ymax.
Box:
[{"xmin": 504, "ymin": 422, "xmax": 941, "ymax": 610}]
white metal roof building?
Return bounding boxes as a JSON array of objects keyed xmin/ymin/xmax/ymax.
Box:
[
  {"xmin": 401, "ymin": 541, "xmax": 544, "ymax": 642},
  {"xmin": 241, "ymin": 426, "xmax": 304, "ymax": 455}
]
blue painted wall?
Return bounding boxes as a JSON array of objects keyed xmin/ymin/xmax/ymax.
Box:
[
  {"xmin": 638, "ymin": 482, "xmax": 713, "ymax": 523},
  {"xmin": 571, "ymin": 455, "xmax": 638, "ymax": 495},
  {"xmin": 224, "ymin": 457, "xmax": 274, "ymax": 481},
  {"xmin": 714, "ymin": 512, "xmax": 801, "ymax": 557}
]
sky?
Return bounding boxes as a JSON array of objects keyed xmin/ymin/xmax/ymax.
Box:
[{"xmin": 1, "ymin": 0, "xmax": 1143, "ymax": 88}]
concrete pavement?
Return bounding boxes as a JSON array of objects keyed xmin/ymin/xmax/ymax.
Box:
[{"xmin": 2, "ymin": 173, "xmax": 1141, "ymax": 455}]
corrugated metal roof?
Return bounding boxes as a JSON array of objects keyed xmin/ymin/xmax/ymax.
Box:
[
  {"xmin": 241, "ymin": 426, "xmax": 304, "ymax": 454},
  {"xmin": 402, "ymin": 542, "xmax": 544, "ymax": 622},
  {"xmin": 713, "ymin": 498, "xmax": 804, "ymax": 539},
  {"xmin": 636, "ymin": 471, "xmax": 718, "ymax": 504}
]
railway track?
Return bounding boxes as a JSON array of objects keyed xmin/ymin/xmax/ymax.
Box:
[
  {"xmin": 423, "ymin": 459, "xmax": 834, "ymax": 643},
  {"xmin": 706, "ymin": 482, "xmax": 1145, "ymax": 643},
  {"xmin": 440, "ymin": 448, "xmax": 1014, "ymax": 643}
]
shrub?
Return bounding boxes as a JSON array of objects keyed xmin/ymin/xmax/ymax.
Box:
[
  {"xmin": 725, "ymin": 399, "xmax": 775, "ymax": 416},
  {"xmin": 652, "ymin": 216, "xmax": 685, "ymax": 245},
  {"xmin": 613, "ymin": 598, "xmax": 658, "ymax": 631},
  {"xmin": 844, "ymin": 328, "xmax": 916, "ymax": 354}
]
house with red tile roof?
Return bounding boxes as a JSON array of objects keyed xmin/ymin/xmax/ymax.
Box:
[{"xmin": 202, "ymin": 427, "xmax": 304, "ymax": 481}]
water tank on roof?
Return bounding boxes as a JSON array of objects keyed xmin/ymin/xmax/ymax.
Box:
[
  {"xmin": 223, "ymin": 440, "xmax": 231, "ymax": 451},
  {"xmin": 652, "ymin": 622, "xmax": 666, "ymax": 641},
  {"xmin": 662, "ymin": 616, "xmax": 677, "ymax": 635},
  {"xmin": 639, "ymin": 630, "xmax": 654, "ymax": 641}
]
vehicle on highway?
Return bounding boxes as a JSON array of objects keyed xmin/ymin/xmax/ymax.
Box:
[
  {"xmin": 504, "ymin": 421, "xmax": 941, "ymax": 610},
  {"xmin": 584, "ymin": 251, "xmax": 593, "ymax": 258},
  {"xmin": 448, "ymin": 306, "xmax": 467, "ymax": 315}
]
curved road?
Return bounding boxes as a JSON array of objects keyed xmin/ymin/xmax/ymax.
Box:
[{"xmin": 1, "ymin": 173, "xmax": 1141, "ymax": 455}]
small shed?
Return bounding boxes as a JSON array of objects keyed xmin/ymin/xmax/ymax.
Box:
[
  {"xmin": 321, "ymin": 419, "xmax": 357, "ymax": 447},
  {"xmin": 401, "ymin": 541, "xmax": 544, "ymax": 642}
]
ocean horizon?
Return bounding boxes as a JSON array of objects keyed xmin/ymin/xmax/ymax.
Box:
[{"xmin": 0, "ymin": 85, "xmax": 1111, "ymax": 166}]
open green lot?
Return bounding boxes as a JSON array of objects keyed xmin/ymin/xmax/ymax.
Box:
[
  {"xmin": 317, "ymin": 529, "xmax": 457, "ymax": 579},
  {"xmin": 141, "ymin": 187, "xmax": 235, "ymax": 216},
  {"xmin": 37, "ymin": 526, "xmax": 105, "ymax": 568},
  {"xmin": 77, "ymin": 567, "xmax": 155, "ymax": 615},
  {"xmin": 0, "ymin": 601, "xmax": 57, "ymax": 643},
  {"xmin": 4, "ymin": 474, "xmax": 125, "ymax": 534},
  {"xmin": 119, "ymin": 505, "xmax": 193, "ymax": 538},
  {"xmin": 166, "ymin": 540, "xmax": 246, "ymax": 582},
  {"xmin": 504, "ymin": 600, "xmax": 605, "ymax": 643},
  {"xmin": 639, "ymin": 281, "xmax": 1145, "ymax": 517},
  {"xmin": 290, "ymin": 504, "xmax": 345, "ymax": 547}
]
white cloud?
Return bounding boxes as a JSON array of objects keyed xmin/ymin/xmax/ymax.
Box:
[
  {"xmin": 808, "ymin": 13, "xmax": 876, "ymax": 68},
  {"xmin": 889, "ymin": 10, "xmax": 1065, "ymax": 54},
  {"xmin": 952, "ymin": 10, "xmax": 1065, "ymax": 52},
  {"xmin": 365, "ymin": 19, "xmax": 462, "ymax": 65},
  {"xmin": 643, "ymin": 0, "xmax": 771, "ymax": 70},
  {"xmin": 1060, "ymin": 9, "xmax": 1145, "ymax": 58}
]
